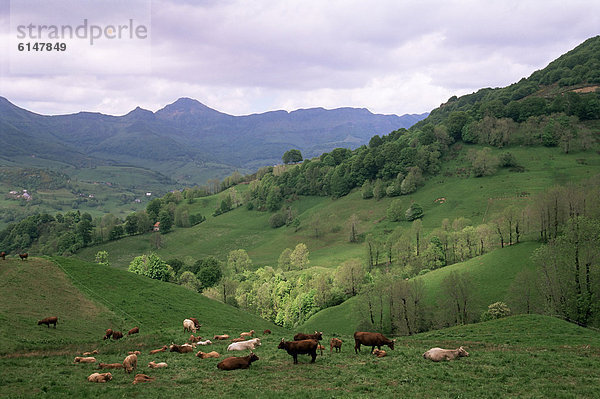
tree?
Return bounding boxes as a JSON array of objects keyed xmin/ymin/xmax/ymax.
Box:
[
  {"xmin": 128, "ymin": 253, "xmax": 174, "ymax": 282},
  {"xmin": 125, "ymin": 213, "xmax": 139, "ymax": 235},
  {"xmin": 470, "ymin": 148, "xmax": 499, "ymax": 177},
  {"xmin": 361, "ymin": 180, "xmax": 374, "ymax": 199},
  {"xmin": 278, "ymin": 248, "xmax": 293, "ymax": 271},
  {"xmin": 290, "ymin": 243, "xmax": 309, "ymax": 270},
  {"xmin": 405, "ymin": 203, "xmax": 424, "ymax": 221},
  {"xmin": 146, "ymin": 198, "xmax": 162, "ymax": 222},
  {"xmin": 382, "ymin": 198, "xmax": 402, "ymax": 222},
  {"xmin": 269, "ymin": 213, "xmax": 286, "ymax": 228},
  {"xmin": 348, "ymin": 213, "xmax": 360, "ymax": 243},
  {"xmin": 440, "ymin": 271, "xmax": 475, "ymax": 326},
  {"xmin": 334, "ymin": 259, "xmax": 366, "ymax": 297},
  {"xmin": 480, "ymin": 302, "xmax": 511, "ymax": 322},
  {"xmin": 401, "ymin": 167, "xmax": 422, "ymax": 195},
  {"xmin": 158, "ymin": 209, "xmax": 173, "ymax": 234},
  {"xmin": 178, "ymin": 271, "xmax": 202, "ymax": 292},
  {"xmin": 282, "ymin": 149, "xmax": 303, "ymax": 164},
  {"xmin": 76, "ymin": 215, "xmax": 93, "ymax": 246},
  {"xmin": 196, "ymin": 256, "xmax": 222, "ymax": 288},
  {"xmin": 227, "ymin": 249, "xmax": 252, "ymax": 274},
  {"xmin": 95, "ymin": 250, "xmax": 109, "ymax": 267}
]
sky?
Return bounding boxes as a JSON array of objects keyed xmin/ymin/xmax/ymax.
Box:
[{"xmin": 0, "ymin": 0, "xmax": 599, "ymax": 117}]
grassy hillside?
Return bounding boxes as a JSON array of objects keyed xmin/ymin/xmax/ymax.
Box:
[
  {"xmin": 302, "ymin": 242, "xmax": 540, "ymax": 335},
  {"xmin": 0, "ymin": 257, "xmax": 284, "ymax": 354},
  {"xmin": 76, "ymin": 144, "xmax": 599, "ymax": 270}
]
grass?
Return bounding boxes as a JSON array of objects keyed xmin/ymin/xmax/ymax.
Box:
[
  {"xmin": 302, "ymin": 242, "xmax": 541, "ymax": 336},
  {"xmin": 75, "ymin": 144, "xmax": 600, "ymax": 271},
  {"xmin": 1, "ymin": 256, "xmax": 599, "ymax": 398}
]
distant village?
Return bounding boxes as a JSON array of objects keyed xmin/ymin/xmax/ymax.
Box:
[{"xmin": 7, "ymin": 189, "xmax": 32, "ymax": 201}]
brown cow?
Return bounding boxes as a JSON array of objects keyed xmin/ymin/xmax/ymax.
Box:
[
  {"xmin": 112, "ymin": 331, "xmax": 124, "ymax": 340},
  {"xmin": 19, "ymin": 253, "xmax": 28, "ymax": 261},
  {"xmin": 213, "ymin": 334, "xmax": 230, "ymax": 340},
  {"xmin": 87, "ymin": 372, "xmax": 112, "ymax": 383},
  {"xmin": 0, "ymin": 251, "xmax": 6, "ymax": 260},
  {"xmin": 354, "ymin": 332, "xmax": 395, "ymax": 354},
  {"xmin": 330, "ymin": 338, "xmax": 342, "ymax": 353},
  {"xmin": 263, "ymin": 329, "xmax": 271, "ymax": 334},
  {"xmin": 74, "ymin": 357, "xmax": 96, "ymax": 363},
  {"xmin": 37, "ymin": 316, "xmax": 58, "ymax": 328},
  {"xmin": 127, "ymin": 327, "xmax": 139, "ymax": 336},
  {"xmin": 132, "ymin": 374, "xmax": 155, "ymax": 384},
  {"xmin": 293, "ymin": 331, "xmax": 323, "ymax": 341},
  {"xmin": 149, "ymin": 345, "xmax": 167, "ymax": 355},
  {"xmin": 103, "ymin": 329, "xmax": 113, "ymax": 340},
  {"xmin": 278, "ymin": 339, "xmax": 318, "ymax": 364},
  {"xmin": 128, "ymin": 351, "xmax": 141, "ymax": 356},
  {"xmin": 189, "ymin": 334, "xmax": 202, "ymax": 342},
  {"xmin": 82, "ymin": 349, "xmax": 98, "ymax": 356},
  {"xmin": 98, "ymin": 363, "xmax": 123, "ymax": 370},
  {"xmin": 169, "ymin": 344, "xmax": 193, "ymax": 353},
  {"xmin": 231, "ymin": 337, "xmax": 246, "ymax": 343},
  {"xmin": 189, "ymin": 317, "xmax": 201, "ymax": 329},
  {"xmin": 240, "ymin": 329, "xmax": 255, "ymax": 338},
  {"xmin": 217, "ymin": 352, "xmax": 259, "ymax": 370}
]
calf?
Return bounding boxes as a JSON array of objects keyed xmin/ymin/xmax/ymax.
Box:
[
  {"xmin": 227, "ymin": 338, "xmax": 261, "ymax": 351},
  {"xmin": 278, "ymin": 338, "xmax": 318, "ymax": 364},
  {"xmin": 149, "ymin": 345, "xmax": 167, "ymax": 355},
  {"xmin": 169, "ymin": 343, "xmax": 193, "ymax": 353},
  {"xmin": 423, "ymin": 346, "xmax": 469, "ymax": 362},
  {"xmin": 132, "ymin": 374, "xmax": 155, "ymax": 384},
  {"xmin": 294, "ymin": 331, "xmax": 323, "ymax": 341},
  {"xmin": 196, "ymin": 351, "xmax": 220, "ymax": 359},
  {"xmin": 196, "ymin": 339, "xmax": 212, "ymax": 346},
  {"xmin": 213, "ymin": 334, "xmax": 230, "ymax": 340},
  {"xmin": 98, "ymin": 363, "xmax": 123, "ymax": 370},
  {"xmin": 87, "ymin": 372, "xmax": 112, "ymax": 383},
  {"xmin": 330, "ymin": 338, "xmax": 342, "ymax": 353},
  {"xmin": 112, "ymin": 331, "xmax": 124, "ymax": 340},
  {"xmin": 82, "ymin": 349, "xmax": 98, "ymax": 356},
  {"xmin": 19, "ymin": 253, "xmax": 28, "ymax": 261},
  {"xmin": 240, "ymin": 329, "xmax": 255, "ymax": 338},
  {"xmin": 123, "ymin": 354, "xmax": 137, "ymax": 373},
  {"xmin": 217, "ymin": 352, "xmax": 259, "ymax": 370},
  {"xmin": 189, "ymin": 334, "xmax": 202, "ymax": 342},
  {"xmin": 0, "ymin": 251, "xmax": 6, "ymax": 260},
  {"xmin": 317, "ymin": 344, "xmax": 325, "ymax": 355},
  {"xmin": 263, "ymin": 329, "xmax": 271, "ymax": 334},
  {"xmin": 373, "ymin": 349, "xmax": 387, "ymax": 358},
  {"xmin": 103, "ymin": 329, "xmax": 113, "ymax": 340},
  {"xmin": 231, "ymin": 337, "xmax": 246, "ymax": 343},
  {"xmin": 353, "ymin": 332, "xmax": 395, "ymax": 354},
  {"xmin": 37, "ymin": 316, "xmax": 58, "ymax": 328},
  {"xmin": 74, "ymin": 357, "xmax": 96, "ymax": 363},
  {"xmin": 127, "ymin": 327, "xmax": 139, "ymax": 336},
  {"xmin": 148, "ymin": 361, "xmax": 168, "ymax": 369}
]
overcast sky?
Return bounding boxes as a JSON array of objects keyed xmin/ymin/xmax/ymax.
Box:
[{"xmin": 1, "ymin": 0, "xmax": 599, "ymax": 117}]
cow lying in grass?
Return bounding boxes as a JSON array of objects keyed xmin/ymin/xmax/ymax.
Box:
[
  {"xmin": 217, "ymin": 353, "xmax": 259, "ymax": 370},
  {"xmin": 87, "ymin": 372, "xmax": 112, "ymax": 383},
  {"xmin": 74, "ymin": 357, "xmax": 96, "ymax": 363},
  {"xmin": 278, "ymin": 338, "xmax": 318, "ymax": 364},
  {"xmin": 82, "ymin": 349, "xmax": 98, "ymax": 356},
  {"xmin": 213, "ymin": 334, "xmax": 230, "ymax": 340},
  {"xmin": 196, "ymin": 351, "xmax": 220, "ymax": 359},
  {"xmin": 170, "ymin": 343, "xmax": 193, "ymax": 353},
  {"xmin": 149, "ymin": 345, "xmax": 167, "ymax": 355},
  {"xmin": 423, "ymin": 346, "xmax": 469, "ymax": 362},
  {"xmin": 132, "ymin": 374, "xmax": 155, "ymax": 384},
  {"xmin": 227, "ymin": 338, "xmax": 261, "ymax": 351},
  {"xmin": 148, "ymin": 361, "xmax": 168, "ymax": 369},
  {"xmin": 240, "ymin": 329, "xmax": 255, "ymax": 338},
  {"xmin": 373, "ymin": 349, "xmax": 387, "ymax": 358}
]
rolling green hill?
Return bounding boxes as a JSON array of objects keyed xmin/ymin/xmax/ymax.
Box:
[
  {"xmin": 1, "ymin": 257, "xmax": 599, "ymax": 398},
  {"xmin": 0, "ymin": 257, "xmax": 284, "ymax": 355},
  {"xmin": 301, "ymin": 242, "xmax": 540, "ymax": 335}
]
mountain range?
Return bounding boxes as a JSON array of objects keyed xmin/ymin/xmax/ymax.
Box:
[{"xmin": 0, "ymin": 97, "xmax": 427, "ymax": 185}]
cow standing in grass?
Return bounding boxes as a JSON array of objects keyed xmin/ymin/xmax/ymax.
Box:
[
  {"xmin": 354, "ymin": 332, "xmax": 395, "ymax": 354},
  {"xmin": 278, "ymin": 338, "xmax": 318, "ymax": 364}
]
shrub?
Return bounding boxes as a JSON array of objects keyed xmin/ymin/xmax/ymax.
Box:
[
  {"xmin": 480, "ymin": 301, "xmax": 511, "ymax": 322},
  {"xmin": 405, "ymin": 203, "xmax": 424, "ymax": 221},
  {"xmin": 269, "ymin": 213, "xmax": 286, "ymax": 228}
]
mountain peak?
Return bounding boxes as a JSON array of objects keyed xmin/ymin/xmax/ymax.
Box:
[
  {"xmin": 124, "ymin": 106, "xmax": 155, "ymax": 120},
  {"xmin": 155, "ymin": 97, "xmax": 231, "ymax": 122}
]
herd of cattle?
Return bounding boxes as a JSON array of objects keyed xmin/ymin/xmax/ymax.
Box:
[
  {"xmin": 37, "ymin": 315, "xmax": 469, "ymax": 384},
  {"xmin": 0, "ymin": 251, "xmax": 28, "ymax": 260}
]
